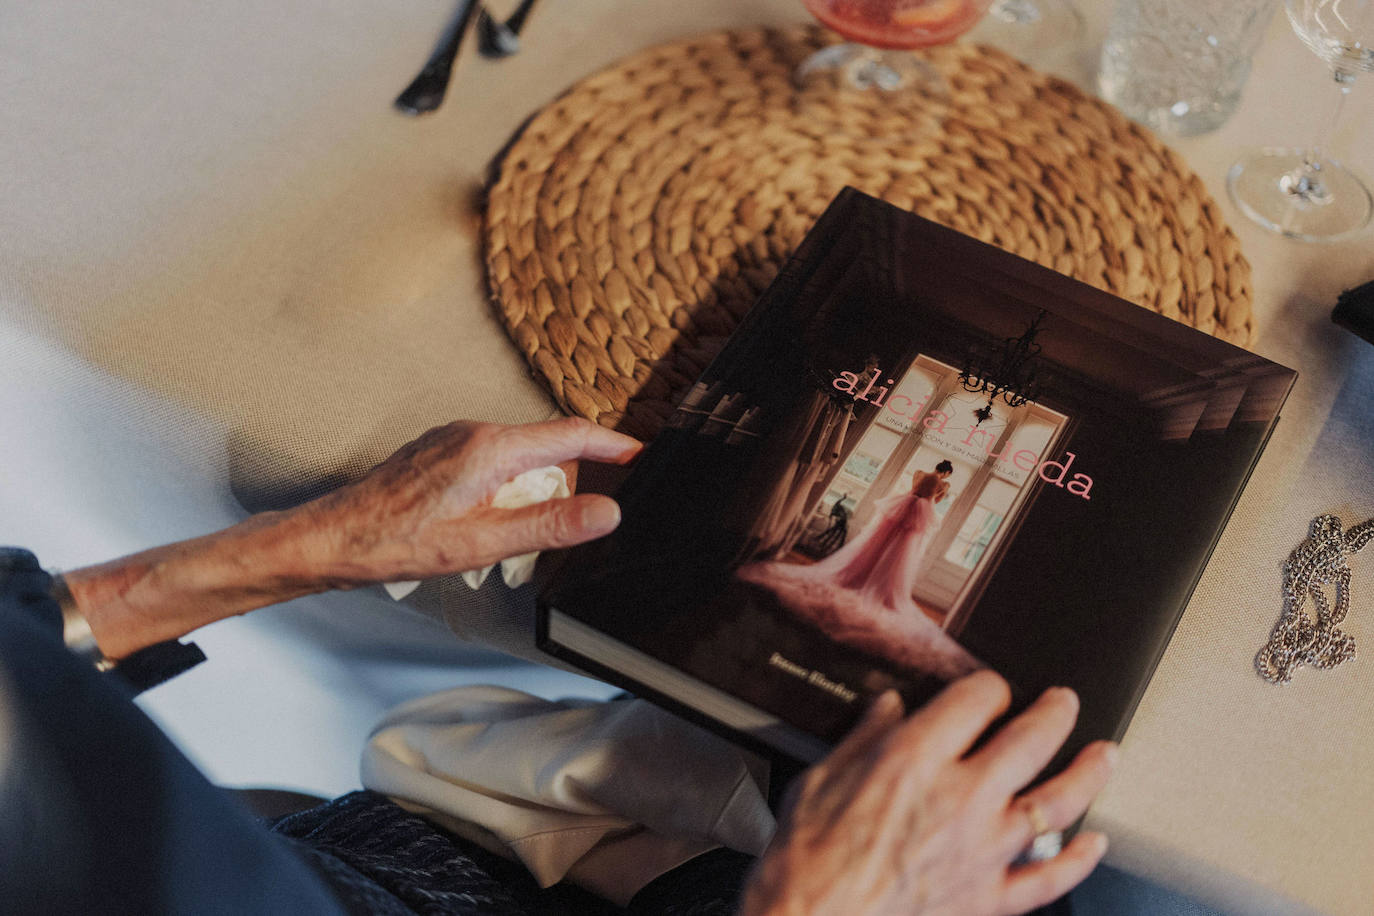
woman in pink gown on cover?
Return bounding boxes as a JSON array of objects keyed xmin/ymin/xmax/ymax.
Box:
[
  {"xmin": 814, "ymin": 468, "xmax": 947, "ymax": 608},
  {"xmin": 737, "ymin": 462, "xmax": 982, "ymax": 680}
]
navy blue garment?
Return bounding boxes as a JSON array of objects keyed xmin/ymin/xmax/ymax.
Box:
[{"xmin": 0, "ymin": 547, "xmax": 352, "ymax": 915}]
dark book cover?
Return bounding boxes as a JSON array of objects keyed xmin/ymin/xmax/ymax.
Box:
[{"xmin": 539, "ymin": 188, "xmax": 1296, "ymax": 767}]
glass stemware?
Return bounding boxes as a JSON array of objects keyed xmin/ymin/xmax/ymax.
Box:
[
  {"xmin": 1227, "ymin": 0, "xmax": 1374, "ymax": 241},
  {"xmin": 796, "ymin": 0, "xmax": 995, "ymax": 96},
  {"xmin": 973, "ymin": 0, "xmax": 1084, "ymax": 66}
]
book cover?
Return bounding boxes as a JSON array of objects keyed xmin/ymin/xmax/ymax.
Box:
[{"xmin": 539, "ymin": 188, "xmax": 1296, "ymax": 765}]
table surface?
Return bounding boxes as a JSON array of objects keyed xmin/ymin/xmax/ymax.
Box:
[{"xmin": 2, "ymin": 1, "xmax": 1373, "ymax": 912}]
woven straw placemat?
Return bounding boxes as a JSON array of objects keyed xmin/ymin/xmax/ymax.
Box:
[{"xmin": 484, "ymin": 26, "xmax": 1254, "ymax": 439}]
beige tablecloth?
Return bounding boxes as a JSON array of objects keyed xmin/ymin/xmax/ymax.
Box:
[{"xmin": 2, "ymin": 0, "xmax": 1373, "ymax": 912}]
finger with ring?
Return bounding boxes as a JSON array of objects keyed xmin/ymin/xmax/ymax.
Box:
[
  {"xmin": 1002, "ymin": 740, "xmax": 1117, "ymax": 864},
  {"xmin": 1015, "ymin": 798, "xmax": 1063, "ymax": 863}
]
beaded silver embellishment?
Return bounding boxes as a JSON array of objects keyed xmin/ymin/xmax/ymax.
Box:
[{"xmin": 1257, "ymin": 515, "xmax": 1374, "ymax": 685}]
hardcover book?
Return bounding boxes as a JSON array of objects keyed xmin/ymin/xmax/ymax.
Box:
[{"xmin": 538, "ymin": 188, "xmax": 1296, "ymax": 765}]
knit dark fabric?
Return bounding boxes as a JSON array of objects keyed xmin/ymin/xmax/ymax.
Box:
[
  {"xmin": 627, "ymin": 845, "xmax": 755, "ymax": 916},
  {"xmin": 271, "ymin": 791, "xmax": 755, "ymax": 916},
  {"xmin": 273, "ymin": 790, "xmax": 572, "ymax": 915}
]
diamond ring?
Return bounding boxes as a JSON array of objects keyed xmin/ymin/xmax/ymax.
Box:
[{"xmin": 1018, "ymin": 799, "xmax": 1063, "ymax": 863}]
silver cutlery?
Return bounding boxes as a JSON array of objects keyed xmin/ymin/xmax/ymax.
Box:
[
  {"xmin": 477, "ymin": 0, "xmax": 541, "ymax": 59},
  {"xmin": 394, "ymin": 0, "xmax": 481, "ymax": 116}
]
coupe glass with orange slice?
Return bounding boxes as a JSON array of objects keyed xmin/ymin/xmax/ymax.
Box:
[{"xmin": 796, "ymin": 0, "xmax": 994, "ymax": 94}]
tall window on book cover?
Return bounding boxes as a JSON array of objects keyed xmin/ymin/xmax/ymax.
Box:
[{"xmin": 786, "ymin": 355, "xmax": 1066, "ymax": 631}]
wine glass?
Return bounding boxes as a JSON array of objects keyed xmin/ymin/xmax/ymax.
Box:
[
  {"xmin": 1227, "ymin": 0, "xmax": 1374, "ymax": 241},
  {"xmin": 973, "ymin": 0, "xmax": 1085, "ymax": 66},
  {"xmin": 796, "ymin": 0, "xmax": 995, "ymax": 96}
]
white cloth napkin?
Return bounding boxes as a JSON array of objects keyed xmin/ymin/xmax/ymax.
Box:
[
  {"xmin": 382, "ymin": 465, "xmax": 571, "ymax": 600},
  {"xmin": 361, "ymin": 686, "xmax": 776, "ymax": 906}
]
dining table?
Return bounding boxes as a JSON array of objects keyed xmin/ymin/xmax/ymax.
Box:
[{"xmin": 1, "ymin": 0, "xmax": 1372, "ymax": 912}]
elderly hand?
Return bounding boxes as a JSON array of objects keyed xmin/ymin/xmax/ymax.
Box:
[
  {"xmin": 740, "ymin": 672, "xmax": 1116, "ymax": 916},
  {"xmin": 68, "ymin": 417, "xmax": 641, "ymax": 658},
  {"xmin": 300, "ymin": 417, "xmax": 641, "ymax": 586}
]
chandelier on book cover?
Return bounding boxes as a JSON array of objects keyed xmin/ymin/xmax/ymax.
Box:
[{"xmin": 958, "ymin": 309, "xmax": 1049, "ymax": 425}]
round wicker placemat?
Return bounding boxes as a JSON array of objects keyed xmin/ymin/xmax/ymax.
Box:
[{"xmin": 484, "ymin": 26, "xmax": 1254, "ymax": 439}]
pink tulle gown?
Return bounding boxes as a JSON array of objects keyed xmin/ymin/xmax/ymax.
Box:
[
  {"xmin": 736, "ymin": 489, "xmax": 983, "ymax": 680},
  {"xmin": 810, "ymin": 490, "xmax": 939, "ymax": 611}
]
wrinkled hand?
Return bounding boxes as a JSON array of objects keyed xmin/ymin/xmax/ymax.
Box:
[
  {"xmin": 301, "ymin": 417, "xmax": 642, "ymax": 586},
  {"xmin": 740, "ymin": 672, "xmax": 1116, "ymax": 916},
  {"xmin": 70, "ymin": 417, "xmax": 641, "ymax": 659}
]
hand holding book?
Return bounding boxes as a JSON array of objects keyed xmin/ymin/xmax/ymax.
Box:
[
  {"xmin": 740, "ymin": 673, "xmax": 1117, "ymax": 916},
  {"xmin": 64, "ymin": 417, "xmax": 641, "ymax": 660}
]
